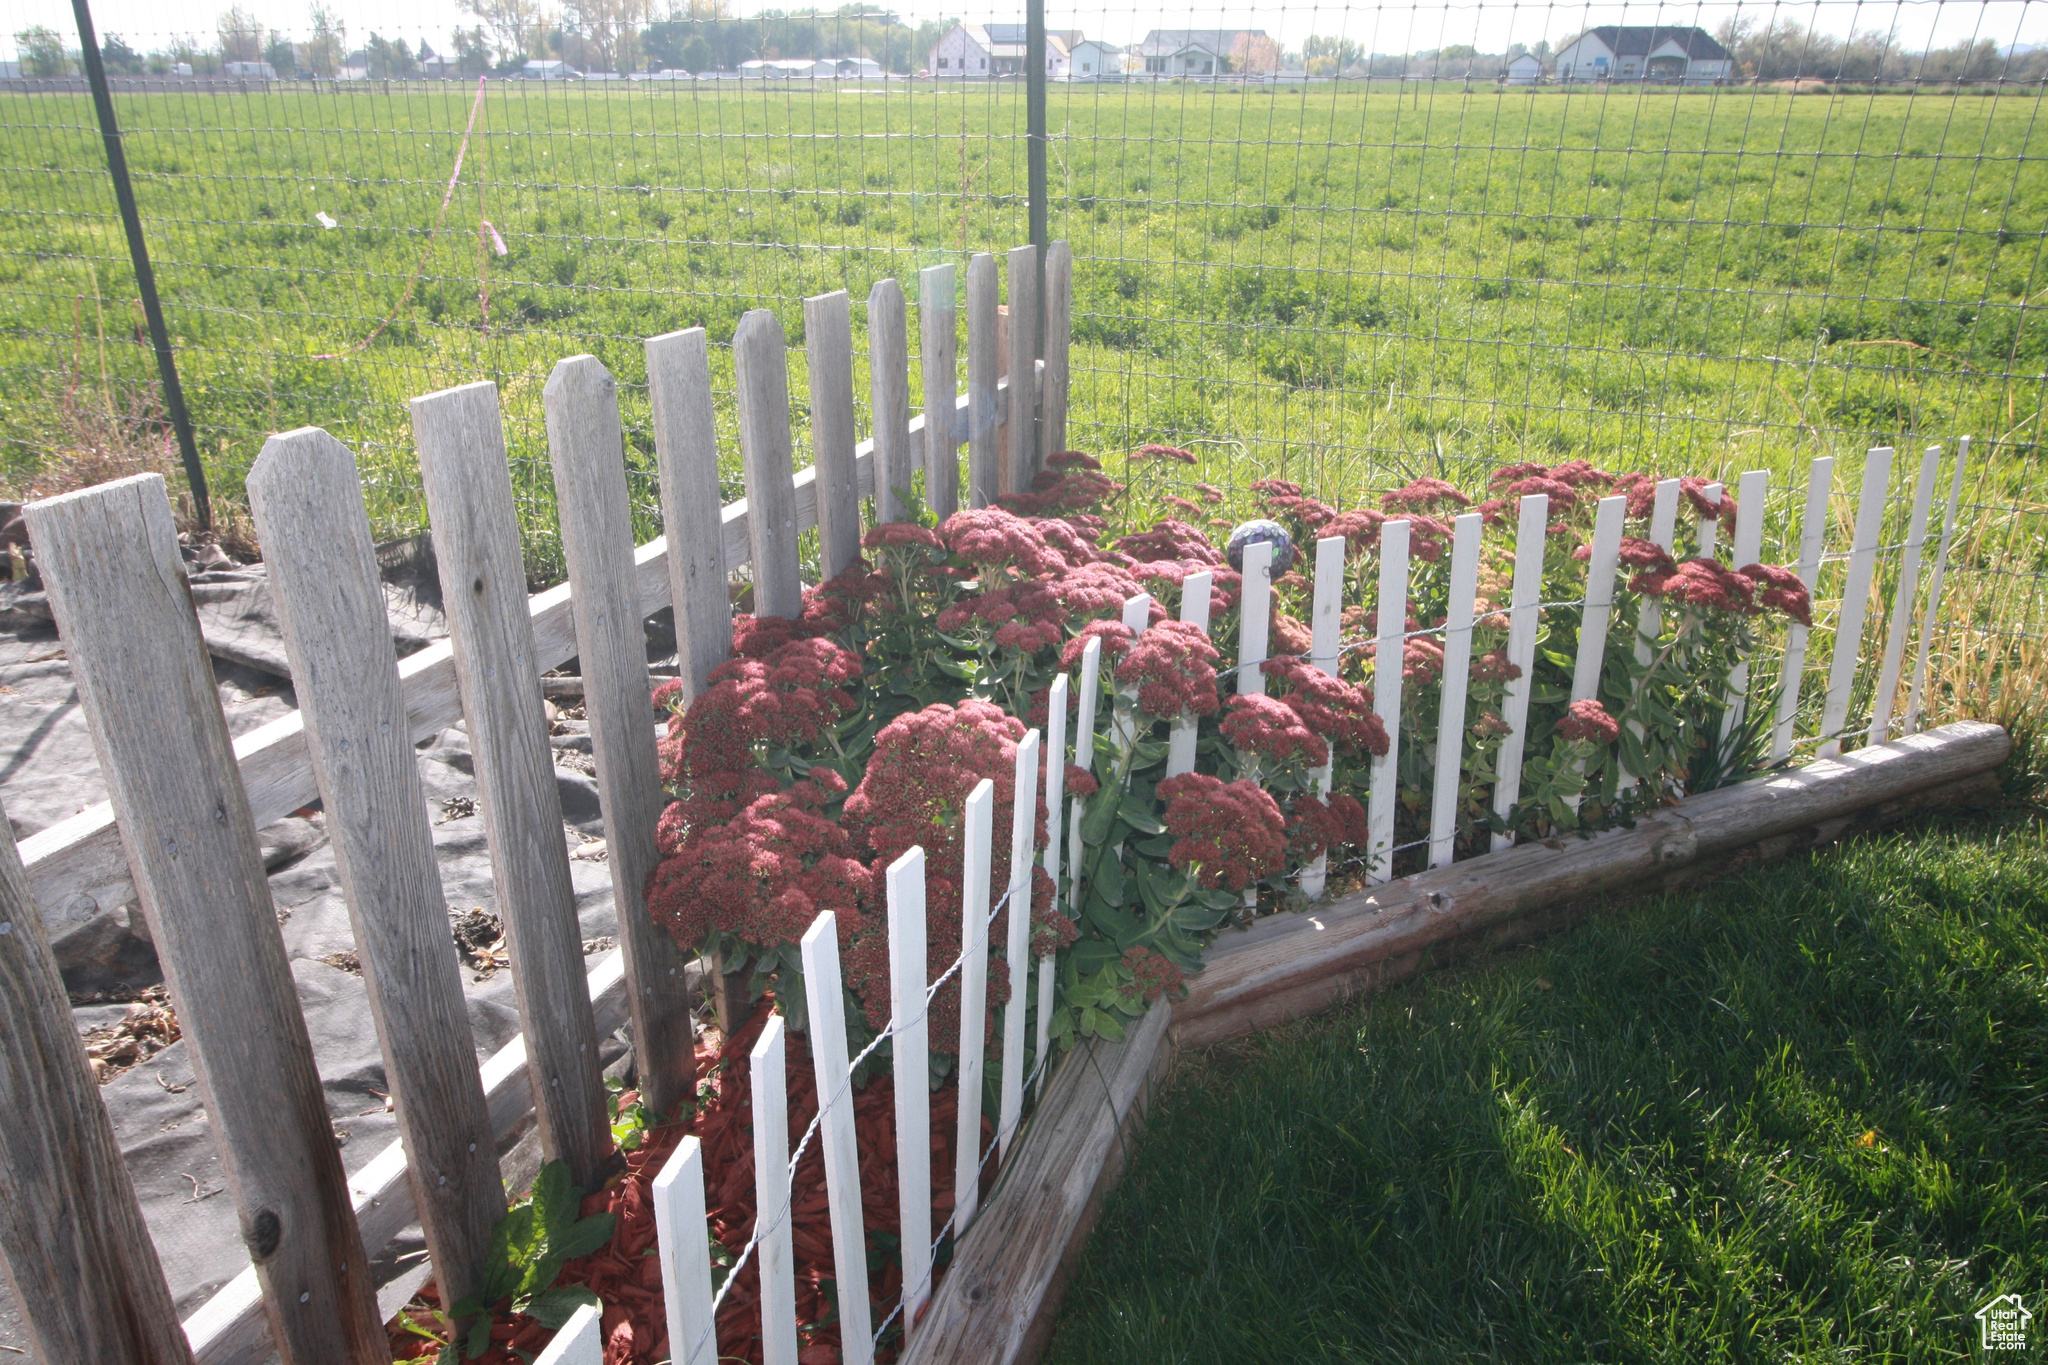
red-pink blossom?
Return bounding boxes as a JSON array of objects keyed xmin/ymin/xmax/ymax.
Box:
[
  {"xmin": 1556, "ymin": 698, "xmax": 1620, "ymax": 746},
  {"xmin": 1220, "ymin": 692, "xmax": 1328, "ymax": 767},
  {"xmin": 1741, "ymin": 562, "xmax": 1813, "ymax": 626},
  {"xmin": 1381, "ymin": 477, "xmax": 1473, "ymax": 512},
  {"xmin": 1157, "ymin": 772, "xmax": 1288, "ymax": 891}
]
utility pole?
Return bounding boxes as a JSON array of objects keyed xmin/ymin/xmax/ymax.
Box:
[{"xmin": 70, "ymin": 0, "xmax": 211, "ymax": 529}]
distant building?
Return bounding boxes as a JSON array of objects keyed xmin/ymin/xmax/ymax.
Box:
[
  {"xmin": 1552, "ymin": 26, "xmax": 1733, "ymax": 83},
  {"xmin": 739, "ymin": 58, "xmax": 830, "ymax": 77},
  {"xmin": 1504, "ymin": 52, "xmax": 1543, "ymax": 84},
  {"xmin": 1067, "ymin": 38, "xmax": 1124, "ymax": 79},
  {"xmin": 930, "ymin": 23, "xmax": 1020, "ymax": 77},
  {"xmin": 0, "ymin": 61, "xmax": 21, "ymax": 79},
  {"xmin": 1133, "ymin": 29, "xmax": 1275, "ymax": 77},
  {"xmin": 520, "ymin": 59, "xmax": 580, "ymax": 79},
  {"xmin": 223, "ymin": 60, "xmax": 274, "ymax": 78},
  {"xmin": 419, "ymin": 50, "xmax": 459, "ymax": 77},
  {"xmin": 831, "ymin": 56, "xmax": 883, "ymax": 78},
  {"xmin": 337, "ymin": 50, "xmax": 369, "ymax": 78}
]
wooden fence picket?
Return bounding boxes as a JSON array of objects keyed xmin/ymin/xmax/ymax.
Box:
[
  {"xmin": 1907, "ymin": 438, "xmax": 1970, "ymax": 733},
  {"xmin": 1366, "ymin": 521, "xmax": 1411, "ymax": 883},
  {"xmin": 1429, "ymin": 512, "xmax": 1484, "ymax": 869},
  {"xmin": 1043, "ymin": 241, "xmax": 1073, "ymax": 456},
  {"xmin": 1621, "ymin": 479, "xmax": 1682, "ymax": 793},
  {"xmin": 733, "ymin": 309, "xmax": 804, "ymax": 619},
  {"xmin": 918, "ymin": 264, "xmax": 962, "ymax": 518},
  {"xmin": 646, "ymin": 328, "xmax": 731, "ymax": 703},
  {"xmin": 1868, "ymin": 446, "xmax": 1942, "ymax": 745},
  {"xmin": 888, "ymin": 848, "xmax": 934, "ymax": 1329},
  {"xmin": 1036, "ymin": 674, "xmax": 1070, "ymax": 1096},
  {"xmin": 1238, "ymin": 541, "xmax": 1273, "ymax": 698},
  {"xmin": 1773, "ymin": 456, "xmax": 1835, "ymax": 761},
  {"xmin": 652, "ymin": 1135, "xmax": 716, "ymax": 1365},
  {"xmin": 1719, "ymin": 470, "xmax": 1769, "ymax": 743},
  {"xmin": 534, "ymin": 1303, "xmax": 603, "ymax": 1365},
  {"xmin": 868, "ymin": 278, "xmax": 914, "ymax": 525},
  {"xmin": 953, "ymin": 780, "xmax": 995, "ymax": 1235},
  {"xmin": 1490, "ymin": 494, "xmax": 1549, "ymax": 851},
  {"xmin": 413, "ymin": 381, "xmax": 610, "ymax": 1189},
  {"xmin": 1568, "ymin": 494, "xmax": 1627, "ymax": 814},
  {"xmin": 749, "ymin": 1016, "xmax": 800, "ymax": 1365},
  {"xmin": 247, "ymin": 429, "xmax": 503, "ymax": 1310},
  {"xmin": 799, "ymin": 912, "xmax": 873, "ymax": 1365},
  {"xmin": 0, "ymin": 805, "xmax": 194, "ymax": 1365},
  {"xmin": 1005, "ymin": 245, "xmax": 1039, "ymax": 491},
  {"xmin": 1299, "ymin": 538, "xmax": 1344, "ymax": 899},
  {"xmin": 1821, "ymin": 447, "xmax": 1895, "ymax": 757},
  {"xmin": 1068, "ymin": 638, "xmax": 1103, "ymax": 921},
  {"xmin": 806, "ymin": 291, "xmax": 863, "ymax": 579},
  {"xmin": 966, "ymin": 253, "xmax": 1000, "ymax": 508},
  {"xmin": 998, "ymin": 729, "xmax": 1042, "ymax": 1162},
  {"xmin": 1697, "ymin": 482, "xmax": 1723, "ymax": 559},
  {"xmin": 1166, "ymin": 571, "xmax": 1214, "ymax": 777},
  {"xmin": 25, "ymin": 474, "xmax": 387, "ymax": 1365}
]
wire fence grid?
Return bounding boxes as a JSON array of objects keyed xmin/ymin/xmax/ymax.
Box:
[{"xmin": 0, "ymin": 0, "xmax": 2043, "ymax": 612}]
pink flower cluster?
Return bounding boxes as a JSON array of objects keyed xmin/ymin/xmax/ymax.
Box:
[
  {"xmin": 1261, "ymin": 657, "xmax": 1392, "ymax": 758},
  {"xmin": 1157, "ymin": 772, "xmax": 1288, "ymax": 891},
  {"xmin": 1119, "ymin": 619, "xmax": 1223, "ymax": 719},
  {"xmin": 1556, "ymin": 698, "xmax": 1621, "ymax": 746},
  {"xmin": 1117, "ymin": 946, "xmax": 1185, "ymax": 1005}
]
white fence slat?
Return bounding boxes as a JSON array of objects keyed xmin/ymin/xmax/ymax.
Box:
[
  {"xmin": 246, "ymin": 430, "xmax": 502, "ymax": 1308},
  {"xmin": 806, "ymin": 290, "xmax": 862, "ymax": 580},
  {"xmin": 1867, "ymin": 446, "xmax": 1943, "ymax": 746},
  {"xmin": 1005, "ymin": 245, "xmax": 1039, "ymax": 491},
  {"xmin": 1366, "ymin": 521, "xmax": 1411, "ymax": 883},
  {"xmin": 1238, "ymin": 540, "xmax": 1273, "ymax": 698},
  {"xmin": 1042, "ymin": 241, "xmax": 1072, "ymax": 456},
  {"xmin": 544, "ymin": 356, "xmax": 696, "ymax": 1120},
  {"xmin": 1489, "ymin": 494, "xmax": 1550, "ymax": 852},
  {"xmin": 1121, "ymin": 593, "xmax": 1151, "ymax": 634},
  {"xmin": 1112, "ymin": 594, "xmax": 1151, "ymax": 750},
  {"xmin": 997, "ymin": 729, "xmax": 1042, "ymax": 1162},
  {"xmin": 646, "ymin": 328, "xmax": 731, "ymax": 703},
  {"xmin": 918, "ymin": 264, "xmax": 961, "ymax": 518},
  {"xmin": 1567, "ymin": 494, "xmax": 1627, "ymax": 816},
  {"xmin": 1821, "ymin": 447, "xmax": 1895, "ymax": 758},
  {"xmin": 1698, "ymin": 482, "xmax": 1723, "ymax": 559},
  {"xmin": 1428, "ymin": 512, "xmax": 1484, "ymax": 869},
  {"xmin": 25, "ymin": 474, "xmax": 389, "ymax": 1362},
  {"xmin": 1621, "ymin": 479, "xmax": 1682, "ymax": 794},
  {"xmin": 412, "ymin": 381, "xmax": 610, "ymax": 1188},
  {"xmin": 886, "ymin": 849, "xmax": 933, "ymax": 1329},
  {"xmin": 1035, "ymin": 674, "xmax": 1069, "ymax": 1094},
  {"xmin": 868, "ymin": 278, "xmax": 913, "ymax": 525},
  {"xmin": 798, "ymin": 912, "xmax": 873, "ymax": 1365},
  {"xmin": 653, "ymin": 1136, "xmax": 718, "ymax": 1365},
  {"xmin": 733, "ymin": 309, "xmax": 804, "ymax": 619},
  {"xmin": 1718, "ymin": 471, "xmax": 1770, "ymax": 744},
  {"xmin": 1068, "ymin": 637, "xmax": 1103, "ymax": 918},
  {"xmin": 1773, "ymin": 456, "xmax": 1835, "ymax": 762},
  {"xmin": 1166, "ymin": 571, "xmax": 1214, "ymax": 777},
  {"xmin": 965, "ymin": 253, "xmax": 999, "ymax": 508},
  {"xmin": 1906, "ymin": 437, "xmax": 1970, "ymax": 734},
  {"xmin": 750, "ymin": 1017, "xmax": 798, "ymax": 1365},
  {"xmin": 953, "ymin": 780, "xmax": 995, "ymax": 1235},
  {"xmin": 534, "ymin": 1302, "xmax": 604, "ymax": 1365},
  {"xmin": 1297, "ymin": 539, "xmax": 1346, "ymax": 900}
]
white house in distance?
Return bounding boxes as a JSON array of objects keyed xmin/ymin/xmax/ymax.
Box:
[
  {"xmin": 1504, "ymin": 51, "xmax": 1543, "ymax": 83},
  {"xmin": 1551, "ymin": 26, "xmax": 1735, "ymax": 83},
  {"xmin": 1068, "ymin": 38, "xmax": 1126, "ymax": 79},
  {"xmin": 1133, "ymin": 29, "xmax": 1274, "ymax": 77},
  {"xmin": 929, "ymin": 24, "xmax": 1089, "ymax": 78}
]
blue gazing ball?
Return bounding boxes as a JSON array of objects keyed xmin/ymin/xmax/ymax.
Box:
[{"xmin": 1226, "ymin": 519, "xmax": 1296, "ymax": 578}]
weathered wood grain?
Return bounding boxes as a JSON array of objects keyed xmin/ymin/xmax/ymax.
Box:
[
  {"xmin": 646, "ymin": 327, "xmax": 731, "ymax": 703},
  {"xmin": 1004, "ymin": 244, "xmax": 1039, "ymax": 491},
  {"xmin": 899, "ymin": 1001, "xmax": 1175, "ymax": 1365},
  {"xmin": 867, "ymin": 277, "xmax": 913, "ymax": 525},
  {"xmin": 1177, "ymin": 720, "xmax": 2011, "ymax": 1047},
  {"xmin": 1041, "ymin": 241, "xmax": 1071, "ymax": 457},
  {"xmin": 544, "ymin": 358, "xmax": 697, "ymax": 1119},
  {"xmin": 734, "ymin": 308, "xmax": 804, "ymax": 618},
  {"xmin": 245, "ymin": 429, "xmax": 502, "ymax": 1312},
  {"xmin": 0, "ymin": 803, "xmax": 193, "ymax": 1365},
  {"xmin": 412, "ymin": 381, "xmax": 609, "ymax": 1190},
  {"xmin": 24, "ymin": 474, "xmax": 386, "ymax": 1365},
  {"xmin": 916, "ymin": 264, "xmax": 959, "ymax": 518},
  {"xmin": 804, "ymin": 291, "xmax": 862, "ymax": 578},
  {"xmin": 965, "ymin": 253, "xmax": 1000, "ymax": 508}
]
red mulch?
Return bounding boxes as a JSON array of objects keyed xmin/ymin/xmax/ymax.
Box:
[{"xmin": 389, "ymin": 998, "xmax": 993, "ymax": 1364}]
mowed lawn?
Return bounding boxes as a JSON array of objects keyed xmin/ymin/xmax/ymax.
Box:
[
  {"xmin": 1043, "ymin": 782, "xmax": 2048, "ymax": 1363},
  {"xmin": 0, "ymin": 81, "xmax": 2042, "ymax": 578}
]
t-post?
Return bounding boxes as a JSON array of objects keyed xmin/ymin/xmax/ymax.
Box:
[{"xmin": 69, "ymin": 0, "xmax": 211, "ymax": 530}]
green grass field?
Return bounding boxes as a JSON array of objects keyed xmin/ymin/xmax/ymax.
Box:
[
  {"xmin": 1043, "ymin": 780, "xmax": 2048, "ymax": 1363},
  {"xmin": 1, "ymin": 82, "xmax": 2043, "ymax": 580}
]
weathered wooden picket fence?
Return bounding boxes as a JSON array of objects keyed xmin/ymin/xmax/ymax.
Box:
[{"xmin": 0, "ymin": 216, "xmax": 1973, "ymax": 1365}]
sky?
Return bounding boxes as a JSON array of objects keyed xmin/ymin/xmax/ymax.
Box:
[{"xmin": 5, "ymin": 0, "xmax": 2045, "ymax": 67}]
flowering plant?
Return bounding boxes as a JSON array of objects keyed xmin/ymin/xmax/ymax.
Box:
[{"xmin": 645, "ymin": 451, "xmax": 1810, "ymax": 1071}]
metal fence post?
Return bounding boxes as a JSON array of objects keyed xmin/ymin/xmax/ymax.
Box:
[
  {"xmin": 68, "ymin": 0, "xmax": 211, "ymax": 530},
  {"xmin": 1026, "ymin": 0, "xmax": 1048, "ymax": 455}
]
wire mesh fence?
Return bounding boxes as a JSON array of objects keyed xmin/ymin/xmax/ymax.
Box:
[{"xmin": 0, "ymin": 0, "xmax": 2042, "ymax": 604}]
